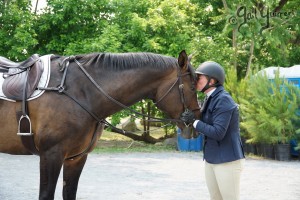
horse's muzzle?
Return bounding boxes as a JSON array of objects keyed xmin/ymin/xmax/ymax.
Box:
[{"xmin": 180, "ymin": 126, "xmax": 200, "ymax": 139}]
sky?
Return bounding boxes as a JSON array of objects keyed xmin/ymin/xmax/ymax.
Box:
[{"xmin": 31, "ymin": 0, "xmax": 47, "ymax": 12}]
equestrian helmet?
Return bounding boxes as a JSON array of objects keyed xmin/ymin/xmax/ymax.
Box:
[{"xmin": 195, "ymin": 61, "xmax": 225, "ymax": 85}]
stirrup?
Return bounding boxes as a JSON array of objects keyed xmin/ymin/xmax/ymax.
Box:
[{"xmin": 17, "ymin": 115, "xmax": 33, "ymax": 136}]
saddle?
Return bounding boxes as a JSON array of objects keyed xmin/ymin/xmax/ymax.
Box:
[{"xmin": 1, "ymin": 54, "xmax": 44, "ymax": 100}]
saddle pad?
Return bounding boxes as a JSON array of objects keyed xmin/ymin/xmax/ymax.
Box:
[{"xmin": 0, "ymin": 55, "xmax": 52, "ymax": 102}]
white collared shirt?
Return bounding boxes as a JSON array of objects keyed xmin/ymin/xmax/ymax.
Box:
[{"xmin": 206, "ymin": 88, "xmax": 216, "ymax": 98}]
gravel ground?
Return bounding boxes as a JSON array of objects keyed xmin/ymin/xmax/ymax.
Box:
[{"xmin": 0, "ymin": 152, "xmax": 299, "ymax": 200}]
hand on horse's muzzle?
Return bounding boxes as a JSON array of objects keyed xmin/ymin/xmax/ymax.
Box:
[{"xmin": 180, "ymin": 109, "xmax": 195, "ymax": 125}]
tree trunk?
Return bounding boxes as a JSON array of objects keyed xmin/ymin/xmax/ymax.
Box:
[
  {"xmin": 222, "ymin": 0, "xmax": 238, "ymax": 72},
  {"xmin": 221, "ymin": 0, "xmax": 228, "ymax": 10},
  {"xmin": 109, "ymin": 126, "xmax": 160, "ymax": 144},
  {"xmin": 245, "ymin": 38, "xmax": 255, "ymax": 78},
  {"xmin": 274, "ymin": 0, "xmax": 288, "ymax": 12},
  {"xmin": 141, "ymin": 101, "xmax": 151, "ymax": 139},
  {"xmin": 145, "ymin": 102, "xmax": 151, "ymax": 137},
  {"xmin": 233, "ymin": 28, "xmax": 238, "ymax": 71},
  {"xmin": 142, "ymin": 106, "xmax": 147, "ymax": 135},
  {"xmin": 34, "ymin": 0, "xmax": 40, "ymax": 14}
]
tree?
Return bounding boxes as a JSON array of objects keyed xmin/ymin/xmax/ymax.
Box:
[
  {"xmin": 220, "ymin": 0, "xmax": 300, "ymax": 78},
  {"xmin": 0, "ymin": 0, "xmax": 38, "ymax": 60},
  {"xmin": 240, "ymin": 72, "xmax": 300, "ymax": 144},
  {"xmin": 33, "ymin": 0, "xmax": 110, "ymax": 55}
]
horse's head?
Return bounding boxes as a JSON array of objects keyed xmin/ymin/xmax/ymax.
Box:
[{"xmin": 154, "ymin": 50, "xmax": 200, "ymax": 138}]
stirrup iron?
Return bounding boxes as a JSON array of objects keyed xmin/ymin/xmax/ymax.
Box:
[{"xmin": 17, "ymin": 115, "xmax": 33, "ymax": 136}]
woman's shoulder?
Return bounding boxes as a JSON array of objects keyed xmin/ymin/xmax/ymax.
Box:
[{"xmin": 213, "ymin": 89, "xmax": 237, "ymax": 109}]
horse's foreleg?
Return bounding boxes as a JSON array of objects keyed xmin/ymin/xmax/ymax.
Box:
[
  {"xmin": 39, "ymin": 151, "xmax": 64, "ymax": 200},
  {"xmin": 62, "ymin": 154, "xmax": 88, "ymax": 200}
]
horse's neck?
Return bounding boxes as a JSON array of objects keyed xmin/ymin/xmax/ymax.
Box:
[
  {"xmin": 93, "ymin": 69, "xmax": 172, "ymax": 117},
  {"xmin": 104, "ymin": 70, "xmax": 164, "ymax": 101}
]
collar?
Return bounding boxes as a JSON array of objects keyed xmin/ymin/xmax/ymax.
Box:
[
  {"xmin": 206, "ymin": 88, "xmax": 216, "ymax": 98},
  {"xmin": 210, "ymin": 86, "xmax": 225, "ymax": 98}
]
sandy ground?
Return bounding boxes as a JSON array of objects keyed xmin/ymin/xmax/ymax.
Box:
[{"xmin": 0, "ymin": 152, "xmax": 299, "ymax": 200}]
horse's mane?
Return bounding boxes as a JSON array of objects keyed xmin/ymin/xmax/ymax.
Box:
[{"xmin": 77, "ymin": 52, "xmax": 178, "ymax": 71}]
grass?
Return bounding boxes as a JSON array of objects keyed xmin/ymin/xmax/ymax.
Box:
[{"xmin": 94, "ymin": 128, "xmax": 177, "ymax": 153}]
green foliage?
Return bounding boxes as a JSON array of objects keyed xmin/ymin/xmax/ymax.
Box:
[
  {"xmin": 224, "ymin": 67, "xmax": 249, "ymax": 105},
  {"xmin": 0, "ymin": 0, "xmax": 38, "ymax": 60},
  {"xmin": 1, "ymin": 0, "xmax": 299, "ymax": 70},
  {"xmin": 240, "ymin": 72, "xmax": 300, "ymax": 144},
  {"xmin": 220, "ymin": 0, "xmax": 300, "ymax": 77},
  {"xmin": 224, "ymin": 66, "xmax": 250, "ymax": 138},
  {"xmin": 33, "ymin": 0, "xmax": 109, "ymax": 55},
  {"xmin": 64, "ymin": 24, "xmax": 123, "ymax": 54},
  {"xmin": 191, "ymin": 35, "xmax": 234, "ymax": 69},
  {"xmin": 142, "ymin": 0, "xmax": 198, "ymax": 55}
]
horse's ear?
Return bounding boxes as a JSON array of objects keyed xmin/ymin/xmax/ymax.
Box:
[{"xmin": 178, "ymin": 50, "xmax": 188, "ymax": 72}]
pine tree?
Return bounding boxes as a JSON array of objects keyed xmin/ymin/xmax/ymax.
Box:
[{"xmin": 240, "ymin": 71, "xmax": 300, "ymax": 144}]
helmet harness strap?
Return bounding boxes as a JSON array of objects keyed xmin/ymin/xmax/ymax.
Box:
[{"xmin": 200, "ymin": 76, "xmax": 221, "ymax": 93}]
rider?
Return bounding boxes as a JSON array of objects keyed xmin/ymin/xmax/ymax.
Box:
[{"xmin": 181, "ymin": 61, "xmax": 245, "ymax": 200}]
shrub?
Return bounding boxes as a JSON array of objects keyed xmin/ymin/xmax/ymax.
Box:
[{"xmin": 240, "ymin": 71, "xmax": 300, "ymax": 144}]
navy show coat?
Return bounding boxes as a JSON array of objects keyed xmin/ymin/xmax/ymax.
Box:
[{"xmin": 194, "ymin": 86, "xmax": 245, "ymax": 164}]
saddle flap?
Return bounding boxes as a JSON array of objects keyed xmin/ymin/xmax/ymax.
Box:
[{"xmin": 2, "ymin": 58, "xmax": 44, "ymax": 100}]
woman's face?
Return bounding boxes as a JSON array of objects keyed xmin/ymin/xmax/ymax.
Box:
[{"xmin": 196, "ymin": 74, "xmax": 209, "ymax": 91}]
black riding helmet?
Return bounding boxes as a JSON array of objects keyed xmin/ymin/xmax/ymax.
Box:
[{"xmin": 195, "ymin": 61, "xmax": 225, "ymax": 93}]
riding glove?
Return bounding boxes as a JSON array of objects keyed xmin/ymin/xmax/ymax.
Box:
[{"xmin": 180, "ymin": 110, "xmax": 195, "ymax": 125}]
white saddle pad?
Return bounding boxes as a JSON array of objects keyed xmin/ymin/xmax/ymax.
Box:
[{"xmin": 0, "ymin": 54, "xmax": 52, "ymax": 102}]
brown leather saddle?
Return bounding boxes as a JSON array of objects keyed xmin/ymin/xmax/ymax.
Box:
[{"xmin": 1, "ymin": 54, "xmax": 44, "ymax": 100}]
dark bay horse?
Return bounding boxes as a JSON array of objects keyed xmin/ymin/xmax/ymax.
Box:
[{"xmin": 0, "ymin": 50, "xmax": 200, "ymax": 200}]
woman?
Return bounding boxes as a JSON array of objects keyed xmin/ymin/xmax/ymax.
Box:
[{"xmin": 181, "ymin": 61, "xmax": 245, "ymax": 200}]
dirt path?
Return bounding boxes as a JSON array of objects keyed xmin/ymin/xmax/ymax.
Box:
[{"xmin": 0, "ymin": 152, "xmax": 299, "ymax": 200}]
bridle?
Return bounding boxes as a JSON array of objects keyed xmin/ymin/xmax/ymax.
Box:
[
  {"xmin": 153, "ymin": 65, "xmax": 199, "ymax": 125},
  {"xmin": 154, "ymin": 71, "xmax": 191, "ymax": 110}
]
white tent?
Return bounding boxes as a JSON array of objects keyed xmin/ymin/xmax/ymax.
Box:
[{"xmin": 258, "ymin": 65, "xmax": 300, "ymax": 79}]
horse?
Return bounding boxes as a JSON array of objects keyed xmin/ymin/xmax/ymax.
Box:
[{"xmin": 0, "ymin": 50, "xmax": 200, "ymax": 200}]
